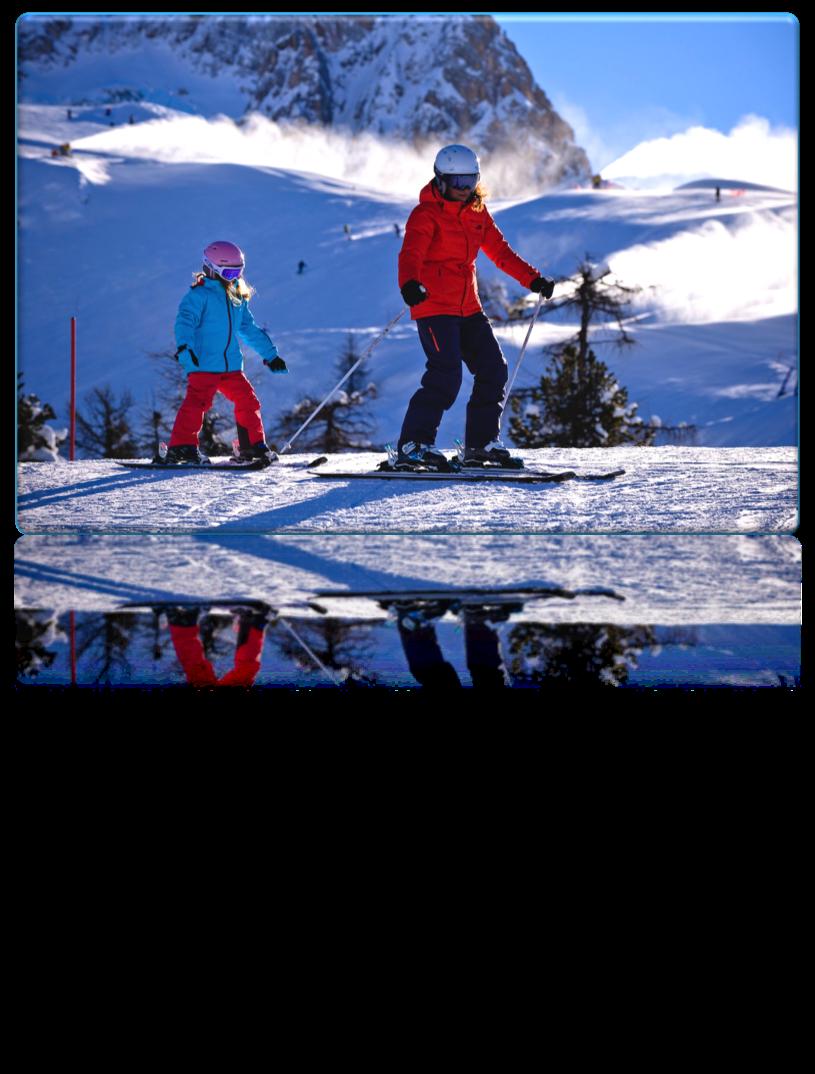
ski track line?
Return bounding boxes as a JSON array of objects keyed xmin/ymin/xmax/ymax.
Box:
[{"xmin": 180, "ymin": 480, "xmax": 242, "ymax": 524}]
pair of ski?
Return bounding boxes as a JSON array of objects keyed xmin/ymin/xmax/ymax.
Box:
[
  {"xmin": 311, "ymin": 464, "xmax": 625, "ymax": 484},
  {"xmin": 116, "ymin": 458, "xmax": 272, "ymax": 472},
  {"xmin": 115, "ymin": 439, "xmax": 287, "ymax": 472},
  {"xmin": 315, "ymin": 442, "xmax": 625, "ymax": 484},
  {"xmin": 116, "ymin": 457, "xmax": 625, "ymax": 483}
]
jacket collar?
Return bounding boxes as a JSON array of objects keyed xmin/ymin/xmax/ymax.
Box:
[{"xmin": 420, "ymin": 179, "xmax": 471, "ymax": 214}]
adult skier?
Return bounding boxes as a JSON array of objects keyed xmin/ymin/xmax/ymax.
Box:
[
  {"xmin": 395, "ymin": 144, "xmax": 555, "ymax": 470},
  {"xmin": 163, "ymin": 241, "xmax": 287, "ymax": 467}
]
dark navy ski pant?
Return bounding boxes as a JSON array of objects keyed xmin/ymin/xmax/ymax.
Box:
[{"xmin": 398, "ymin": 312, "xmax": 508, "ymax": 451}]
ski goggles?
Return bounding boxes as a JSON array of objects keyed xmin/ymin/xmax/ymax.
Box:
[
  {"xmin": 444, "ymin": 172, "xmax": 479, "ymax": 190},
  {"xmin": 216, "ymin": 265, "xmax": 244, "ymax": 281}
]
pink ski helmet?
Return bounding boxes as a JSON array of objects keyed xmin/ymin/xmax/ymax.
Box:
[{"xmin": 203, "ymin": 240, "xmax": 245, "ymax": 281}]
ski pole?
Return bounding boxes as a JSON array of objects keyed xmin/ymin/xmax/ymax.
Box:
[
  {"xmin": 500, "ymin": 292, "xmax": 545, "ymax": 432},
  {"xmin": 276, "ymin": 616, "xmax": 344, "ymax": 687},
  {"xmin": 279, "ymin": 308, "xmax": 406, "ymax": 454}
]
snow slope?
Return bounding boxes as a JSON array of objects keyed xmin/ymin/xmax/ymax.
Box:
[
  {"xmin": 17, "ymin": 104, "xmax": 798, "ymax": 451},
  {"xmin": 14, "ymin": 533, "xmax": 801, "ymax": 626},
  {"xmin": 17, "ymin": 447, "xmax": 797, "ymax": 534}
]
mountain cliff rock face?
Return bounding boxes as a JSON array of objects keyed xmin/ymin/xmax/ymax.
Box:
[{"xmin": 18, "ymin": 14, "xmax": 592, "ymax": 189}]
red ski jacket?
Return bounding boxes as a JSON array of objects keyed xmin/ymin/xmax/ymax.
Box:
[{"xmin": 398, "ymin": 181, "xmax": 539, "ymax": 320}]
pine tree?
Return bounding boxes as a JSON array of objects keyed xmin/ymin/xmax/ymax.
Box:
[
  {"xmin": 75, "ymin": 385, "xmax": 140, "ymax": 458},
  {"xmin": 17, "ymin": 374, "xmax": 68, "ymax": 461},
  {"xmin": 138, "ymin": 392, "xmax": 171, "ymax": 460},
  {"xmin": 199, "ymin": 408, "xmax": 233, "ymax": 456},
  {"xmin": 476, "ymin": 272, "xmax": 529, "ymax": 323},
  {"xmin": 509, "ymin": 344, "xmax": 654, "ymax": 448},
  {"xmin": 508, "ymin": 256, "xmax": 654, "ymax": 448},
  {"xmin": 268, "ymin": 334, "xmax": 377, "ymax": 452}
]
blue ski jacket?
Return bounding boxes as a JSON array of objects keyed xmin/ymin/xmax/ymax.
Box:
[{"xmin": 174, "ymin": 276, "xmax": 279, "ymax": 374}]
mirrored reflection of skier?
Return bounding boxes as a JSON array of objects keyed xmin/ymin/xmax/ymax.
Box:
[
  {"xmin": 395, "ymin": 600, "xmax": 512, "ymax": 689},
  {"xmin": 395, "ymin": 144, "xmax": 555, "ymax": 471},
  {"xmin": 167, "ymin": 606, "xmax": 267, "ymax": 687}
]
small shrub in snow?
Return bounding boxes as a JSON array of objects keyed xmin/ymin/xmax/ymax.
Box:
[{"xmin": 17, "ymin": 376, "xmax": 67, "ymax": 462}]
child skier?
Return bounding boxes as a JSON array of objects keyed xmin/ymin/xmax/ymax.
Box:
[
  {"xmin": 163, "ymin": 240, "xmax": 287, "ymax": 466},
  {"xmin": 396, "ymin": 144, "xmax": 555, "ymax": 470}
]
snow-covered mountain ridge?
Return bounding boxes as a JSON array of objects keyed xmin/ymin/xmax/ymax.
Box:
[{"xmin": 18, "ymin": 13, "xmax": 591, "ymax": 191}]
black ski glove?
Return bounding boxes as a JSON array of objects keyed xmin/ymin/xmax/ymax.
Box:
[
  {"xmin": 401, "ymin": 280, "xmax": 428, "ymax": 307},
  {"xmin": 530, "ymin": 275, "xmax": 555, "ymax": 299},
  {"xmin": 264, "ymin": 357, "xmax": 288, "ymax": 373},
  {"xmin": 174, "ymin": 344, "xmax": 199, "ymax": 366}
]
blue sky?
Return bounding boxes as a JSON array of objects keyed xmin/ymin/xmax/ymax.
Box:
[{"xmin": 494, "ymin": 14, "xmax": 798, "ymax": 172}]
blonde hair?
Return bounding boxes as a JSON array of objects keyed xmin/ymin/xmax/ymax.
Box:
[
  {"xmin": 469, "ymin": 182, "xmax": 489, "ymax": 213},
  {"xmin": 192, "ymin": 270, "xmax": 256, "ymax": 305}
]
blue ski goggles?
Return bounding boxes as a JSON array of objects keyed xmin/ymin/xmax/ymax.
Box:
[
  {"xmin": 217, "ymin": 265, "xmax": 243, "ymax": 281},
  {"xmin": 444, "ymin": 172, "xmax": 479, "ymax": 190}
]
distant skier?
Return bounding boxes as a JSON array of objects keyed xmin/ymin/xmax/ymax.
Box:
[
  {"xmin": 394, "ymin": 223, "xmax": 401, "ymax": 238},
  {"xmin": 67, "ymin": 108, "xmax": 73, "ymax": 120},
  {"xmin": 343, "ymin": 223, "xmax": 351, "ymax": 240},
  {"xmin": 164, "ymin": 240, "xmax": 287, "ymax": 467},
  {"xmin": 395, "ymin": 143, "xmax": 554, "ymax": 470},
  {"xmin": 715, "ymin": 186, "xmax": 721, "ymax": 201},
  {"xmin": 297, "ymin": 260, "xmax": 307, "ymax": 275}
]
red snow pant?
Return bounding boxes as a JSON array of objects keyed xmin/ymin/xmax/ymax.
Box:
[
  {"xmin": 169, "ymin": 371, "xmax": 265, "ymax": 447},
  {"xmin": 169, "ymin": 623, "xmax": 265, "ymax": 687}
]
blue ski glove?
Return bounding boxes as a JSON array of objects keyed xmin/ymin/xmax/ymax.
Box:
[
  {"xmin": 264, "ymin": 357, "xmax": 288, "ymax": 373},
  {"xmin": 530, "ymin": 275, "xmax": 555, "ymax": 299}
]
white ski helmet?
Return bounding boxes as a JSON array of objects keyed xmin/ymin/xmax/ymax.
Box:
[
  {"xmin": 433, "ymin": 144, "xmax": 480, "ymax": 194},
  {"xmin": 202, "ymin": 240, "xmax": 245, "ymax": 281}
]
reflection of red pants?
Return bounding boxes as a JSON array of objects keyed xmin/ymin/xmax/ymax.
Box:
[
  {"xmin": 169, "ymin": 624, "xmax": 264, "ymax": 687},
  {"xmin": 170, "ymin": 372, "xmax": 265, "ymax": 447}
]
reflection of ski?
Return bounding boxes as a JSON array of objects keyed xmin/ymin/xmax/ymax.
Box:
[
  {"xmin": 308, "ymin": 468, "xmax": 625, "ymax": 483},
  {"xmin": 314, "ymin": 585, "xmax": 625, "ymax": 603},
  {"xmin": 119, "ymin": 598, "xmax": 273, "ymax": 611}
]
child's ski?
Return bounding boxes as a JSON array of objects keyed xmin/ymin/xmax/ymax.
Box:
[{"xmin": 114, "ymin": 460, "xmax": 268, "ymax": 472}]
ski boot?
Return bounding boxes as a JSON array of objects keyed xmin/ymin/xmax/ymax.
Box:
[
  {"xmin": 157, "ymin": 443, "xmax": 211, "ymax": 466},
  {"xmin": 383, "ymin": 441, "xmax": 455, "ymax": 473},
  {"xmin": 389, "ymin": 598, "xmax": 460, "ymax": 629},
  {"xmin": 237, "ymin": 441, "xmax": 278, "ymax": 468},
  {"xmin": 460, "ymin": 600, "xmax": 524, "ymax": 624},
  {"xmin": 165, "ymin": 605, "xmax": 202, "ymax": 628},
  {"xmin": 457, "ymin": 438, "xmax": 524, "ymax": 470}
]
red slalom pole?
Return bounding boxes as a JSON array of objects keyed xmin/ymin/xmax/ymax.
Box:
[{"xmin": 70, "ymin": 317, "xmax": 77, "ymax": 460}]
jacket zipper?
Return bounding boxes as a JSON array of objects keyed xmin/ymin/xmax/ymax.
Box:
[
  {"xmin": 223, "ymin": 291, "xmax": 233, "ymax": 370},
  {"xmin": 459, "ymin": 205, "xmax": 470, "ymax": 313}
]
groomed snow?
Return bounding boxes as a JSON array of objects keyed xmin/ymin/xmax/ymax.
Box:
[{"xmin": 17, "ymin": 446, "xmax": 797, "ymax": 533}]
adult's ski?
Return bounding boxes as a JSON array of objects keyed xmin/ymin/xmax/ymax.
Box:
[
  {"xmin": 308, "ymin": 467, "xmax": 625, "ymax": 483},
  {"xmin": 313, "ymin": 585, "xmax": 625, "ymax": 603}
]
